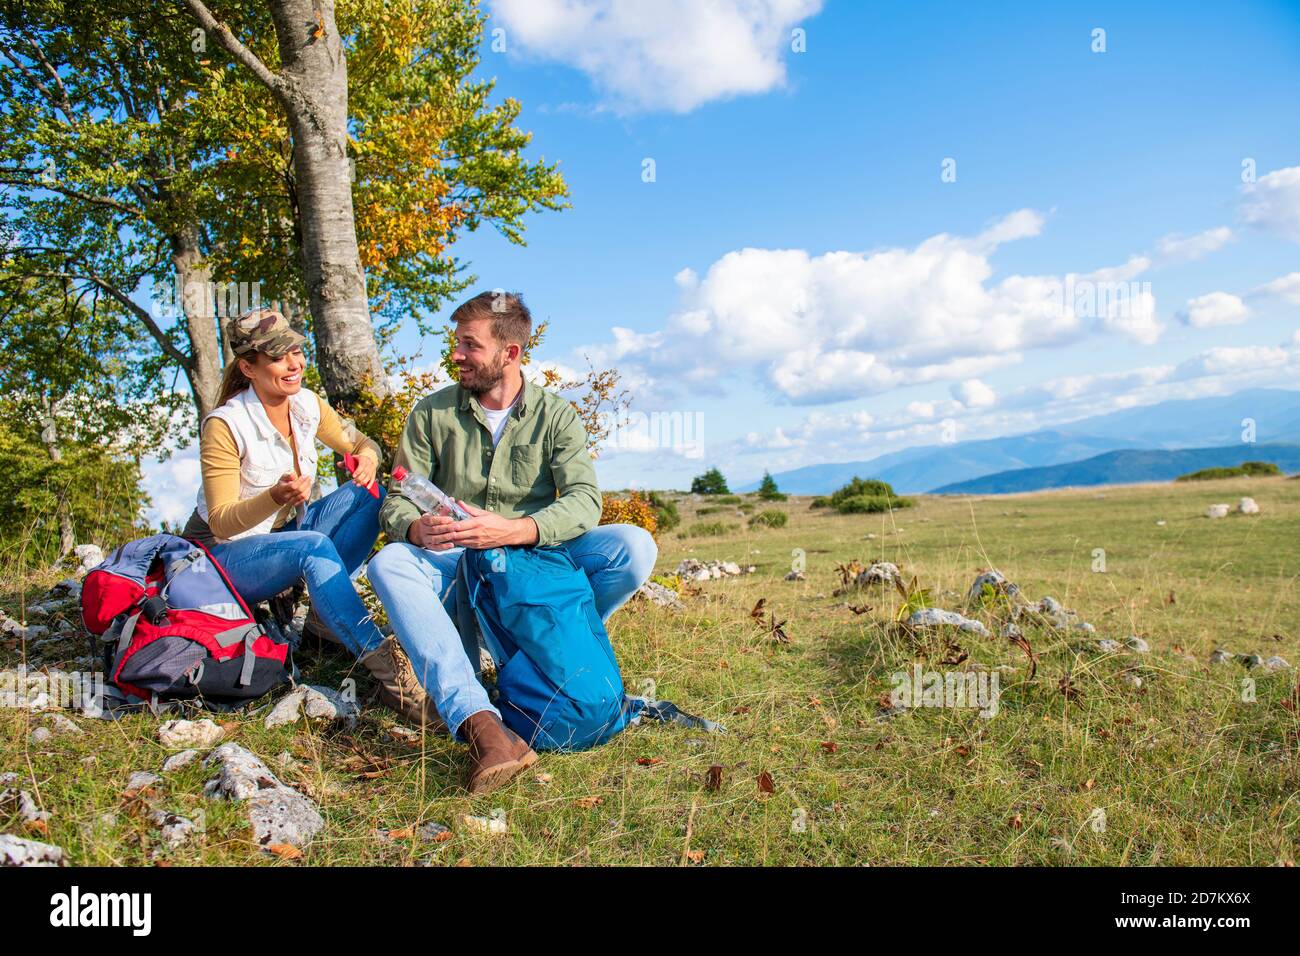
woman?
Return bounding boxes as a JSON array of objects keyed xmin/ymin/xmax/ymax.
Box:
[{"xmin": 181, "ymin": 307, "xmax": 439, "ymax": 729}]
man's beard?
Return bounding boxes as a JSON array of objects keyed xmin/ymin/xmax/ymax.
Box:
[{"xmin": 459, "ymin": 350, "xmax": 506, "ymax": 395}]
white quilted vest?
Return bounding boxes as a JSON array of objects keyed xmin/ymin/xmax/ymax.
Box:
[{"xmin": 195, "ymin": 386, "xmax": 321, "ymax": 542}]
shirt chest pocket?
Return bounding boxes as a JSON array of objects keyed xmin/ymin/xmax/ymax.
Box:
[{"xmin": 509, "ymin": 444, "xmax": 543, "ymax": 489}]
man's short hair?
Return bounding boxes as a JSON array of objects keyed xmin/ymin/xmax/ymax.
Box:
[{"xmin": 450, "ymin": 290, "xmax": 532, "ymax": 349}]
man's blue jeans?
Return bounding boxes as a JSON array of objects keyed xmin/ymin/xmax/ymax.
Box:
[
  {"xmin": 366, "ymin": 524, "xmax": 657, "ymax": 737},
  {"xmin": 208, "ymin": 481, "xmax": 386, "ymax": 658}
]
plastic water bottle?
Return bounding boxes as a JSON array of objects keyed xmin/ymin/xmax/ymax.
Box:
[{"xmin": 391, "ymin": 466, "xmax": 472, "ymax": 521}]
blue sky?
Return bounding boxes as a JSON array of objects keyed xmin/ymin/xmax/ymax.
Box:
[{"xmin": 144, "ymin": 0, "xmax": 1300, "ymax": 521}]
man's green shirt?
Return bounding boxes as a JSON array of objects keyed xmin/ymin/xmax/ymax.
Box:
[{"xmin": 379, "ymin": 376, "xmax": 602, "ymax": 547}]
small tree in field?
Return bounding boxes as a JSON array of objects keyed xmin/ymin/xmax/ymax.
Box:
[
  {"xmin": 691, "ymin": 467, "xmax": 730, "ymax": 495},
  {"xmin": 757, "ymin": 471, "xmax": 787, "ymax": 501}
]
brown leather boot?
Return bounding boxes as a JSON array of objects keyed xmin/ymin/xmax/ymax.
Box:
[
  {"xmin": 360, "ymin": 636, "xmax": 446, "ymax": 733},
  {"xmin": 461, "ymin": 711, "xmax": 537, "ymax": 794}
]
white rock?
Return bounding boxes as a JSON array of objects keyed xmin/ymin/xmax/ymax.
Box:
[
  {"xmin": 907, "ymin": 607, "xmax": 990, "ymax": 637},
  {"xmin": 783, "ymin": 570, "xmax": 805, "ymax": 582},
  {"xmin": 150, "ymin": 810, "xmax": 201, "ymax": 850},
  {"xmin": 636, "ymin": 581, "xmax": 684, "ymax": 610},
  {"xmin": 266, "ymin": 685, "xmax": 359, "ymax": 729},
  {"xmin": 854, "ymin": 562, "xmax": 901, "ymax": 587},
  {"xmin": 0, "ymin": 789, "xmax": 50, "ymax": 825},
  {"xmin": 1097, "ymin": 639, "xmax": 1121, "ymax": 653},
  {"xmin": 161, "ymin": 750, "xmax": 200, "ymax": 774},
  {"xmin": 73, "ymin": 544, "xmax": 105, "ymax": 575},
  {"xmin": 125, "ymin": 771, "xmax": 161, "ymax": 792},
  {"xmin": 1205, "ymin": 504, "xmax": 1230, "ymax": 519},
  {"xmin": 1123, "ymin": 673, "xmax": 1143, "ymax": 689},
  {"xmin": 461, "ymin": 811, "xmax": 508, "ymax": 835},
  {"xmin": 29, "ymin": 727, "xmax": 52, "ymax": 745},
  {"xmin": 967, "ymin": 569, "xmax": 1019, "ymax": 604},
  {"xmin": 1125, "ymin": 636, "xmax": 1151, "ymax": 654},
  {"xmin": 46, "ymin": 713, "xmax": 83, "ymax": 736},
  {"xmin": 1264, "ymin": 655, "xmax": 1292, "ymax": 672},
  {"xmin": 158, "ymin": 718, "xmax": 224, "ymax": 749},
  {"xmin": 1237, "ymin": 497, "xmax": 1260, "ymax": 515},
  {"xmin": 0, "ymin": 834, "xmax": 64, "ymax": 867},
  {"xmin": 1155, "ymin": 520, "xmax": 1166, "ymax": 526},
  {"xmin": 203, "ymin": 743, "xmax": 323, "ymax": 850},
  {"xmin": 1209, "ymin": 648, "xmax": 1232, "ymax": 665}
]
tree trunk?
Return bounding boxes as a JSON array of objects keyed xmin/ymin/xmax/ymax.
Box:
[
  {"xmin": 40, "ymin": 396, "xmax": 75, "ymax": 560},
  {"xmin": 171, "ymin": 224, "xmax": 223, "ymax": 418},
  {"xmin": 265, "ymin": 0, "xmax": 386, "ymax": 410}
]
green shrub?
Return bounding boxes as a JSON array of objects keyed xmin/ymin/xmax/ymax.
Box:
[
  {"xmin": 757, "ymin": 471, "xmax": 787, "ymax": 501},
  {"xmin": 835, "ymin": 494, "xmax": 915, "ymax": 514},
  {"xmin": 647, "ymin": 490, "xmax": 680, "ymax": 530},
  {"xmin": 748, "ymin": 509, "xmax": 788, "ymax": 528},
  {"xmin": 687, "ymin": 521, "xmax": 736, "ymax": 537},
  {"xmin": 697, "ymin": 505, "xmax": 726, "ymax": 516},
  {"xmin": 715, "ymin": 495, "xmax": 742, "ymax": 505},
  {"xmin": 1175, "ymin": 461, "xmax": 1281, "ymax": 482},
  {"xmin": 739, "ymin": 503, "xmax": 756, "ymax": 514},
  {"xmin": 690, "ymin": 467, "xmax": 730, "ymax": 495},
  {"xmin": 810, "ymin": 496, "xmax": 830, "ymax": 508}
]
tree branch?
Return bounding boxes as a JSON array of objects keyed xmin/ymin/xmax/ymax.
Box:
[
  {"xmin": 19, "ymin": 267, "xmax": 193, "ymax": 372},
  {"xmin": 178, "ymin": 0, "xmax": 287, "ymax": 101}
]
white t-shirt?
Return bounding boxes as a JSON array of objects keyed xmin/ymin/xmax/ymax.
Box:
[{"xmin": 481, "ymin": 398, "xmax": 517, "ymax": 447}]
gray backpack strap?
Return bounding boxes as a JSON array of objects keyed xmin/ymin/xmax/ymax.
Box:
[
  {"xmin": 115, "ymin": 611, "xmax": 142, "ymax": 656},
  {"xmin": 158, "ymin": 549, "xmax": 203, "ymax": 602},
  {"xmin": 238, "ymin": 631, "xmax": 258, "ymax": 687}
]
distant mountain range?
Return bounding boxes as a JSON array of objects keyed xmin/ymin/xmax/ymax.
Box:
[
  {"xmin": 933, "ymin": 442, "xmax": 1300, "ymax": 494},
  {"xmin": 734, "ymin": 388, "xmax": 1300, "ymax": 495}
]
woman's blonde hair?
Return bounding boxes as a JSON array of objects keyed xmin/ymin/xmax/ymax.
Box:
[{"xmin": 215, "ymin": 353, "xmax": 259, "ymax": 409}]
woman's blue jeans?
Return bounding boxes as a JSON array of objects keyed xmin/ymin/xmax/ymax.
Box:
[{"xmin": 208, "ymin": 481, "xmax": 385, "ymax": 658}]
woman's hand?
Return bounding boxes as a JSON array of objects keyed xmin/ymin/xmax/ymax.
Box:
[
  {"xmin": 270, "ymin": 472, "xmax": 313, "ymax": 507},
  {"xmin": 349, "ymin": 453, "xmax": 378, "ymax": 489}
]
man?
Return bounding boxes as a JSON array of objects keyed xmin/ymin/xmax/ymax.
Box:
[{"xmin": 367, "ymin": 291, "xmax": 657, "ymax": 794}]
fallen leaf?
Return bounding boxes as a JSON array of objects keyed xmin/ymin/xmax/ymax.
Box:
[
  {"xmin": 849, "ymin": 604, "xmax": 872, "ymax": 615},
  {"xmin": 820, "ymin": 741, "xmax": 838, "ymax": 754},
  {"xmin": 705, "ymin": 765, "xmax": 723, "ymax": 792},
  {"xmin": 731, "ymin": 705, "xmax": 751, "ymax": 715},
  {"xmin": 1009, "ymin": 813, "xmax": 1023, "ymax": 830},
  {"xmin": 572, "ymin": 796, "xmax": 602, "ymax": 809},
  {"xmin": 267, "ymin": 843, "xmax": 302, "ymax": 860},
  {"xmin": 954, "ymin": 745, "xmax": 970, "ymax": 758},
  {"xmin": 387, "ymin": 827, "xmax": 414, "ymax": 840},
  {"xmin": 757, "ymin": 771, "xmax": 775, "ymax": 795},
  {"xmin": 1084, "ymin": 778, "xmax": 1095, "ymax": 791},
  {"xmin": 636, "ymin": 757, "xmax": 662, "ymax": 766},
  {"xmin": 749, "ymin": 598, "xmax": 767, "ymax": 622},
  {"xmin": 685, "ymin": 849, "xmax": 705, "ymax": 864}
]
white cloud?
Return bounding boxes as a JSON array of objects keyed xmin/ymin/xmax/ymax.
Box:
[
  {"xmin": 490, "ymin": 0, "xmax": 824, "ymax": 113},
  {"xmin": 1240, "ymin": 165, "xmax": 1300, "ymax": 243},
  {"xmin": 1254, "ymin": 271, "xmax": 1300, "ymax": 305},
  {"xmin": 141, "ymin": 445, "xmax": 200, "ymax": 529},
  {"xmin": 1178, "ymin": 291, "xmax": 1250, "ymax": 328},
  {"xmin": 953, "ymin": 378, "xmax": 996, "ymax": 407},
  {"xmin": 1154, "ymin": 226, "xmax": 1234, "ymax": 262},
  {"xmin": 1175, "ymin": 345, "xmax": 1290, "ymax": 379}
]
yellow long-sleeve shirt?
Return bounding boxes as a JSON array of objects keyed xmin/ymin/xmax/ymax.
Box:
[{"xmin": 182, "ymin": 392, "xmax": 381, "ymax": 545}]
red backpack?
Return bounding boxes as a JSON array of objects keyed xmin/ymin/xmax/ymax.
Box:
[{"xmin": 81, "ymin": 534, "xmax": 294, "ymax": 706}]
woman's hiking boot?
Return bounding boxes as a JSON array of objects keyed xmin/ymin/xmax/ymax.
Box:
[{"xmin": 360, "ymin": 636, "xmax": 446, "ymax": 733}]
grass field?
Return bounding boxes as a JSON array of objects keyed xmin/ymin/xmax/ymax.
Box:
[{"xmin": 3, "ymin": 475, "xmax": 1298, "ymax": 866}]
